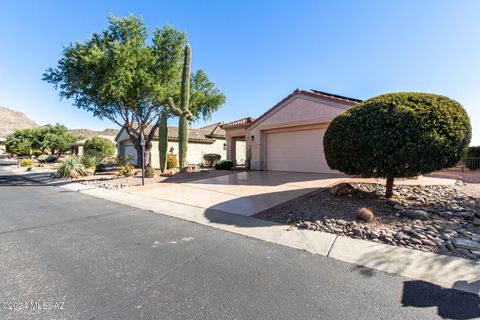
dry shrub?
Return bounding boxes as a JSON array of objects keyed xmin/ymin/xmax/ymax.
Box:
[{"xmin": 357, "ymin": 207, "xmax": 374, "ymax": 222}]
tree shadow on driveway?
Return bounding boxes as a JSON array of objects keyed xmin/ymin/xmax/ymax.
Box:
[
  {"xmin": 401, "ymin": 280, "xmax": 480, "ymax": 319},
  {"xmin": 203, "ymin": 188, "xmax": 320, "ymax": 227}
]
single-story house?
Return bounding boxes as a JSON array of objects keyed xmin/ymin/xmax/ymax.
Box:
[
  {"xmin": 221, "ymin": 89, "xmax": 361, "ymax": 173},
  {"xmin": 70, "ymin": 135, "xmax": 117, "ymax": 157},
  {"xmin": 115, "ymin": 122, "xmax": 246, "ymax": 168}
]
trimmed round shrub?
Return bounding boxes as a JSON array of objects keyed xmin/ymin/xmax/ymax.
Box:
[
  {"xmin": 324, "ymin": 92, "xmax": 471, "ymax": 197},
  {"xmin": 215, "ymin": 160, "xmax": 234, "ymax": 170},
  {"xmin": 203, "ymin": 153, "xmax": 221, "ymax": 167},
  {"xmin": 145, "ymin": 164, "xmax": 155, "ymax": 178},
  {"xmin": 84, "ymin": 136, "xmax": 116, "ymax": 158},
  {"xmin": 167, "ymin": 154, "xmax": 177, "ymax": 170}
]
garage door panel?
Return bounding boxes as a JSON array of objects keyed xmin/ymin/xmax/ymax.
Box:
[{"xmin": 266, "ymin": 129, "xmax": 333, "ymax": 173}]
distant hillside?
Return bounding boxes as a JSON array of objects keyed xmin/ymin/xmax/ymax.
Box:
[
  {"xmin": 0, "ymin": 106, "xmax": 119, "ymax": 140},
  {"xmin": 70, "ymin": 128, "xmax": 119, "ymax": 139},
  {"xmin": 0, "ymin": 106, "xmax": 39, "ymax": 137}
]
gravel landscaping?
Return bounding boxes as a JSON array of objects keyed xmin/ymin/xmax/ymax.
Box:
[
  {"xmin": 73, "ymin": 168, "xmax": 237, "ymax": 190},
  {"xmin": 256, "ymin": 181, "xmax": 480, "ymax": 260}
]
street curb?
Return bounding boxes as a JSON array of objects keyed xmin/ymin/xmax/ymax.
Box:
[{"xmin": 6, "ymin": 167, "xmax": 480, "ymax": 296}]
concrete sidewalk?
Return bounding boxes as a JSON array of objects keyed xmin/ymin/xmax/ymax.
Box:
[{"xmin": 6, "ymin": 167, "xmax": 480, "ymax": 296}]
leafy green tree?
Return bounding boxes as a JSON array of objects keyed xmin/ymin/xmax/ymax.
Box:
[
  {"xmin": 43, "ymin": 15, "xmax": 225, "ymax": 167},
  {"xmin": 5, "ymin": 128, "xmax": 39, "ymax": 156},
  {"xmin": 84, "ymin": 136, "xmax": 116, "ymax": 158},
  {"xmin": 6, "ymin": 124, "xmax": 78, "ymax": 156},
  {"xmin": 41, "ymin": 124, "xmax": 79, "ymax": 156},
  {"xmin": 324, "ymin": 92, "xmax": 471, "ymax": 198}
]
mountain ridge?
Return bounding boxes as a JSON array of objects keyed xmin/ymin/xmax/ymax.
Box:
[{"xmin": 0, "ymin": 106, "xmax": 118, "ymax": 139}]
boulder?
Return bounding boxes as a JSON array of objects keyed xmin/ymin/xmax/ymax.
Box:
[
  {"xmin": 402, "ymin": 209, "xmax": 429, "ymax": 220},
  {"xmin": 329, "ymin": 183, "xmax": 355, "ymax": 196}
]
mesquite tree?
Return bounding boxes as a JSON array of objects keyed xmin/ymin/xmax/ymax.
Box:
[
  {"xmin": 43, "ymin": 15, "xmax": 225, "ymax": 167},
  {"xmin": 324, "ymin": 92, "xmax": 471, "ymax": 198}
]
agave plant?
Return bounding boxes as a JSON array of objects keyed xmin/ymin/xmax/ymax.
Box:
[
  {"xmin": 57, "ymin": 157, "xmax": 87, "ymax": 179},
  {"xmin": 81, "ymin": 155, "xmax": 103, "ymax": 169}
]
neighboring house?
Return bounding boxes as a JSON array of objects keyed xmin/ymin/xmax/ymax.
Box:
[
  {"xmin": 115, "ymin": 122, "xmax": 246, "ymax": 168},
  {"xmin": 70, "ymin": 135, "xmax": 117, "ymax": 156},
  {"xmin": 221, "ymin": 89, "xmax": 361, "ymax": 173}
]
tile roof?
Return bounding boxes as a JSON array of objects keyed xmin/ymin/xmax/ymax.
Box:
[
  {"xmin": 199, "ymin": 122, "xmax": 226, "ymax": 138},
  {"xmin": 220, "ymin": 117, "xmax": 255, "ymax": 129},
  {"xmin": 121, "ymin": 122, "xmax": 225, "ymax": 143}
]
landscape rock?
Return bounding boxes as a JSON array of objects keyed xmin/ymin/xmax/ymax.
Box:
[
  {"xmin": 402, "ymin": 209, "xmax": 429, "ymax": 220},
  {"xmin": 329, "ymin": 183, "xmax": 355, "ymax": 196},
  {"xmin": 266, "ymin": 181, "xmax": 479, "ymax": 260},
  {"xmin": 452, "ymin": 238, "xmax": 480, "ymax": 251}
]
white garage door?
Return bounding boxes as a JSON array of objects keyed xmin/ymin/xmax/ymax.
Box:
[{"xmin": 265, "ymin": 128, "xmax": 334, "ymax": 173}]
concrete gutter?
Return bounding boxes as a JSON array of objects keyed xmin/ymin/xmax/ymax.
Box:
[{"xmin": 7, "ymin": 167, "xmax": 480, "ymax": 296}]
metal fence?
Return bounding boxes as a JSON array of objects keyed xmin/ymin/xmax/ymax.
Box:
[{"xmin": 445, "ymin": 157, "xmax": 480, "ymax": 172}]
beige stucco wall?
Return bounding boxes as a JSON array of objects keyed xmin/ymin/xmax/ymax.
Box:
[
  {"xmin": 116, "ymin": 128, "xmax": 245, "ymax": 169},
  {"xmin": 150, "ymin": 139, "xmax": 226, "ymax": 169},
  {"xmin": 246, "ymin": 94, "xmax": 351, "ymax": 171}
]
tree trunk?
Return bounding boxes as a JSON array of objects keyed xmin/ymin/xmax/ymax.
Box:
[
  {"xmin": 385, "ymin": 176, "xmax": 395, "ymax": 198},
  {"xmin": 144, "ymin": 148, "xmax": 151, "ymax": 167},
  {"xmin": 134, "ymin": 143, "xmax": 152, "ymax": 168},
  {"xmin": 158, "ymin": 111, "xmax": 168, "ymax": 172}
]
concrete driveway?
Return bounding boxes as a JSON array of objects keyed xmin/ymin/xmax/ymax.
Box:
[
  {"xmin": 125, "ymin": 171, "xmax": 457, "ymax": 217},
  {"xmin": 125, "ymin": 171, "xmax": 346, "ymax": 216}
]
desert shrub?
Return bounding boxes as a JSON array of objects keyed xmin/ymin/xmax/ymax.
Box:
[
  {"xmin": 81, "ymin": 155, "xmax": 103, "ymax": 169},
  {"xmin": 465, "ymin": 146, "xmax": 480, "ymax": 170},
  {"xmin": 57, "ymin": 157, "xmax": 87, "ymax": 178},
  {"xmin": 324, "ymin": 92, "xmax": 471, "ymax": 197},
  {"xmin": 33, "ymin": 150, "xmax": 43, "ymax": 157},
  {"xmin": 145, "ymin": 164, "xmax": 155, "ymax": 178},
  {"xmin": 357, "ymin": 207, "xmax": 374, "ymax": 222},
  {"xmin": 84, "ymin": 136, "xmax": 116, "ymax": 158},
  {"xmin": 203, "ymin": 153, "xmax": 221, "ymax": 167},
  {"xmin": 167, "ymin": 154, "xmax": 177, "ymax": 169},
  {"xmin": 20, "ymin": 159, "xmax": 33, "ymax": 167},
  {"xmin": 215, "ymin": 160, "xmax": 234, "ymax": 170},
  {"xmin": 467, "ymin": 146, "xmax": 480, "ymax": 157},
  {"xmin": 119, "ymin": 164, "xmax": 134, "ymax": 177},
  {"xmin": 116, "ymin": 156, "xmax": 133, "ymax": 166}
]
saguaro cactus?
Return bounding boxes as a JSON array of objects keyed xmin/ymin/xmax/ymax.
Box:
[
  {"xmin": 167, "ymin": 44, "xmax": 193, "ymax": 170},
  {"xmin": 158, "ymin": 110, "xmax": 168, "ymax": 172}
]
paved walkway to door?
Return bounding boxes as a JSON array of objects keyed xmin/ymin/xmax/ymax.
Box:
[{"xmin": 124, "ymin": 171, "xmax": 456, "ymax": 217}]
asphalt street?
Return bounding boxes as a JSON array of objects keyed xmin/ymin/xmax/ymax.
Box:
[{"xmin": 0, "ymin": 167, "xmax": 478, "ymax": 320}]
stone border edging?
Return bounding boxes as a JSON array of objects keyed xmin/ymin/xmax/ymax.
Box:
[{"xmin": 6, "ymin": 167, "xmax": 480, "ymax": 296}]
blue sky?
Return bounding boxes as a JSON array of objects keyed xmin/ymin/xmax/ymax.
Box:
[{"xmin": 0, "ymin": 0, "xmax": 479, "ymax": 144}]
